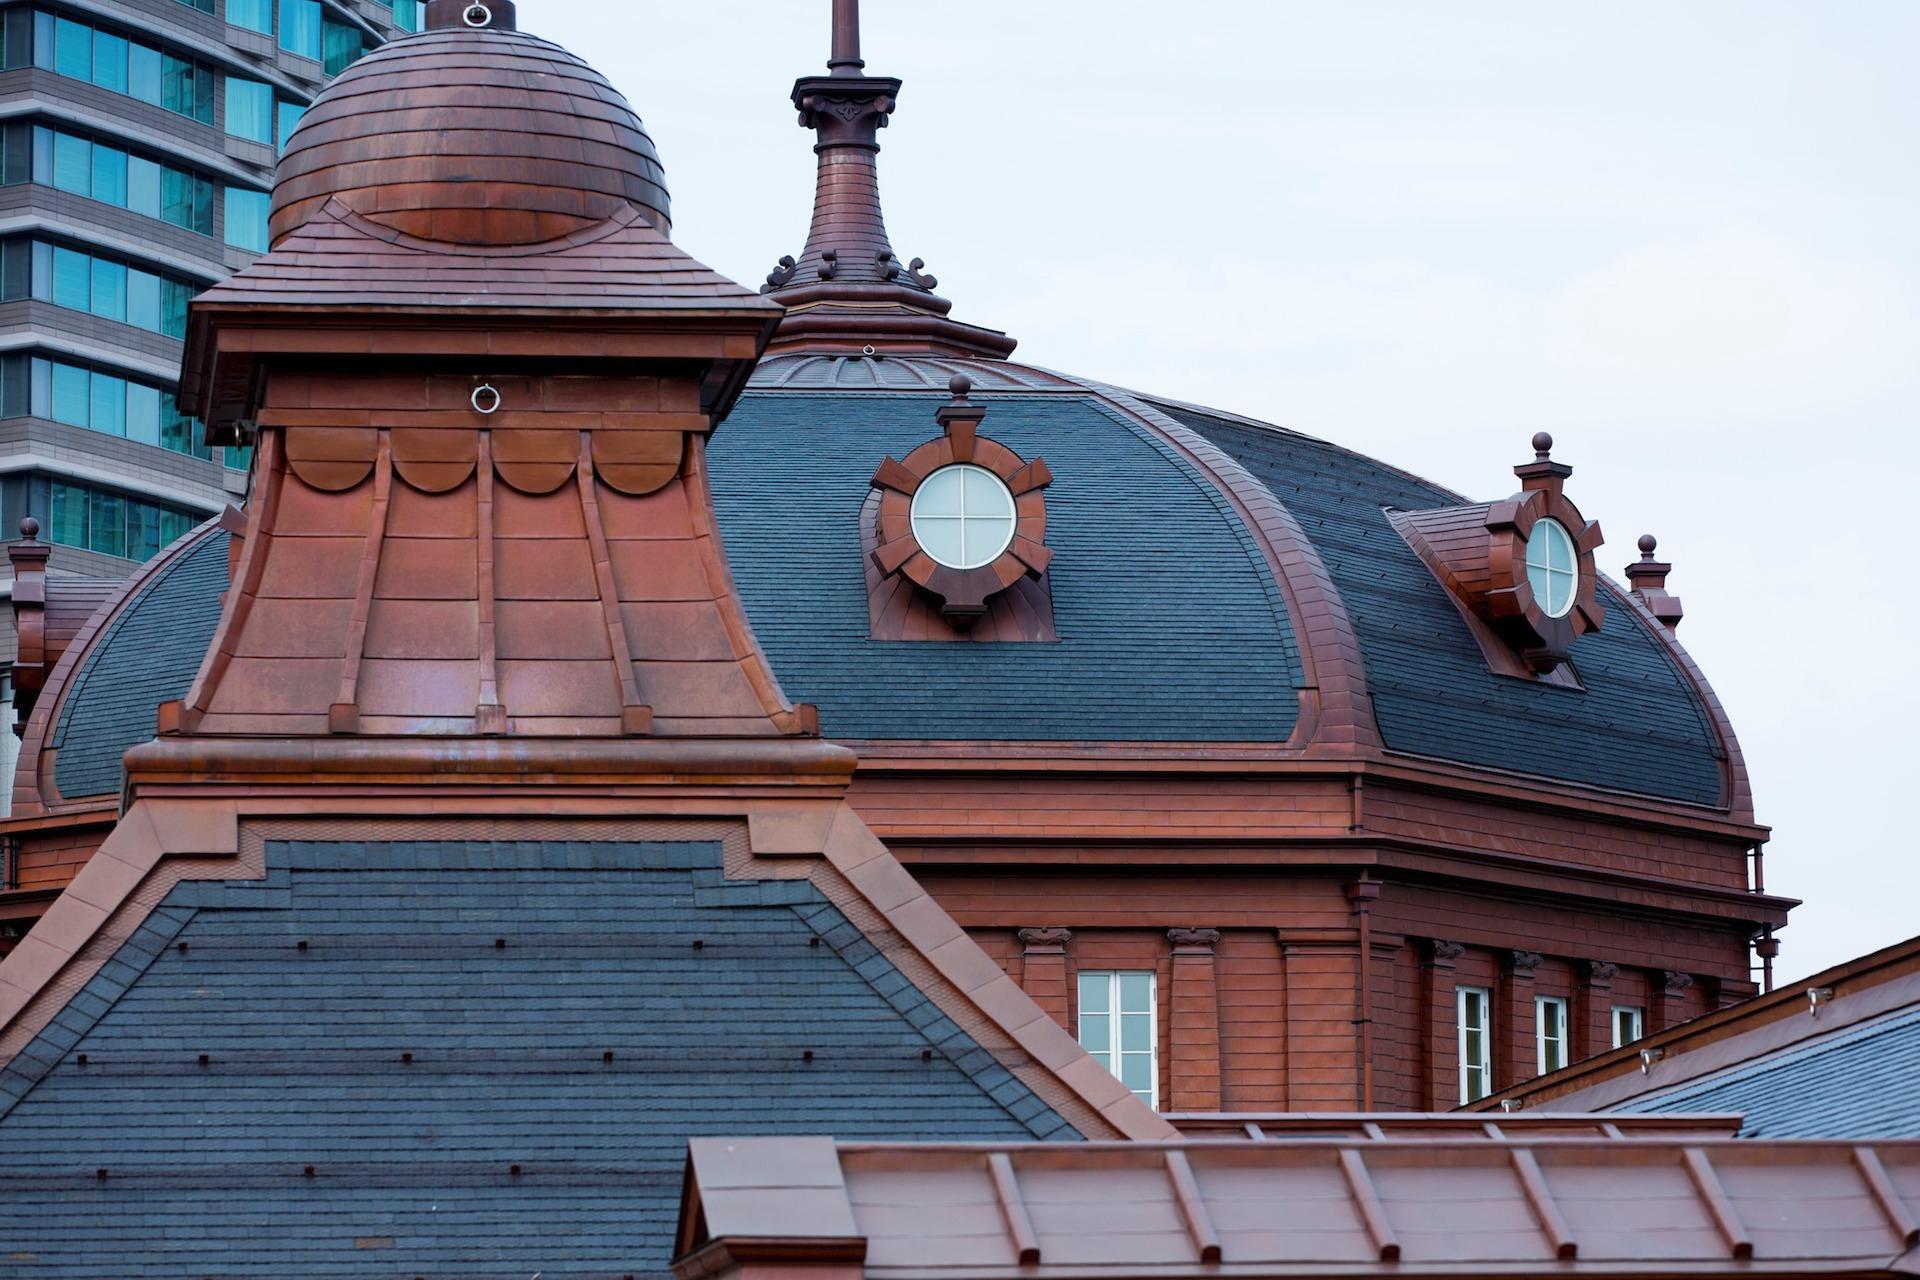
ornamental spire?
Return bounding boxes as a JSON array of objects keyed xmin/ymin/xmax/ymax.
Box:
[{"xmin": 762, "ymin": 1, "xmax": 1016, "ymax": 359}]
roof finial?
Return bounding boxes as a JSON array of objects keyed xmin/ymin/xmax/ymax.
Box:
[
  {"xmin": 760, "ymin": 1, "xmax": 1016, "ymax": 359},
  {"xmin": 423, "ymin": 0, "xmax": 517, "ymax": 30},
  {"xmin": 830, "ymin": 0, "xmax": 864, "ymax": 75}
]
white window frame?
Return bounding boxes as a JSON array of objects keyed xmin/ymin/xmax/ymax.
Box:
[
  {"xmin": 1457, "ymin": 985, "xmax": 1492, "ymax": 1104},
  {"xmin": 1077, "ymin": 969, "xmax": 1157, "ymax": 1111},
  {"xmin": 1612, "ymin": 1004, "xmax": 1646, "ymax": 1049},
  {"xmin": 1536, "ymin": 995, "xmax": 1569, "ymax": 1075}
]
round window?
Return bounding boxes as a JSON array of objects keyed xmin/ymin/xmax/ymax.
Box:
[
  {"xmin": 910, "ymin": 464, "xmax": 1017, "ymax": 571},
  {"xmin": 1526, "ymin": 518, "xmax": 1578, "ymax": 619}
]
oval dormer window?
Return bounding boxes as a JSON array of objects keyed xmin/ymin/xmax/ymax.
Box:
[
  {"xmin": 910, "ymin": 464, "xmax": 1016, "ymax": 570},
  {"xmin": 1527, "ymin": 518, "xmax": 1578, "ymax": 619}
]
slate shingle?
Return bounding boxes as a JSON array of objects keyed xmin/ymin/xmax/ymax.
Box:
[
  {"xmin": 51, "ymin": 529, "xmax": 231, "ymax": 800},
  {"xmin": 0, "ymin": 840, "xmax": 1073, "ymax": 1279},
  {"xmin": 1166, "ymin": 406, "xmax": 1726, "ymax": 805},
  {"xmin": 710, "ymin": 392, "xmax": 1304, "ymax": 742},
  {"xmin": 1621, "ymin": 1004, "xmax": 1920, "ymax": 1138}
]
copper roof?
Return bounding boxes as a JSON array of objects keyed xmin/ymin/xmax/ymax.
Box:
[
  {"xmin": 271, "ymin": 20, "xmax": 670, "ymax": 247},
  {"xmin": 677, "ymin": 1135, "xmax": 1920, "ymax": 1279}
]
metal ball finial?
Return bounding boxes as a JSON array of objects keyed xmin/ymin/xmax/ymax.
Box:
[
  {"xmin": 1638, "ymin": 534, "xmax": 1659, "ymax": 558},
  {"xmin": 1531, "ymin": 432, "xmax": 1554, "ymax": 460},
  {"xmin": 18, "ymin": 516, "xmax": 39, "ymax": 540},
  {"xmin": 949, "ymin": 374, "xmax": 973, "ymax": 401}
]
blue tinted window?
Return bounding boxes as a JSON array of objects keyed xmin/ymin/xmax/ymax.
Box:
[
  {"xmin": 89, "ymin": 489, "xmax": 126, "ymax": 557},
  {"xmin": 226, "ymin": 77, "xmax": 274, "ymax": 144},
  {"xmin": 51, "ymin": 131, "xmax": 88, "ymax": 194},
  {"xmin": 128, "ymin": 42, "xmax": 162, "ymax": 104},
  {"xmin": 277, "ymin": 100, "xmax": 306, "ymax": 151},
  {"xmin": 93, "ymin": 30, "xmax": 128, "ymax": 94},
  {"xmin": 49, "ymin": 482, "xmax": 87, "ymax": 548},
  {"xmin": 50, "ymin": 245, "xmax": 88, "ymax": 310},
  {"xmin": 90, "ymin": 144, "xmax": 126, "ymax": 206},
  {"xmin": 228, "ymin": 0, "xmax": 274, "ymax": 35},
  {"xmin": 126, "ymin": 381, "xmax": 161, "ymax": 446},
  {"xmin": 50, "ymin": 361, "xmax": 88, "ymax": 425},
  {"xmin": 91, "ymin": 258, "xmax": 126, "ymax": 322},
  {"xmin": 52, "ymin": 16, "xmax": 89, "ymax": 80},
  {"xmin": 89, "ymin": 373, "xmax": 125, "ymax": 436},
  {"xmin": 224, "ymin": 186, "xmax": 270, "ymax": 252},
  {"xmin": 127, "ymin": 155, "xmax": 160, "ymax": 219},
  {"xmin": 127, "ymin": 268, "xmax": 160, "ymax": 331},
  {"xmin": 279, "ymin": 0, "xmax": 321, "ymax": 59}
]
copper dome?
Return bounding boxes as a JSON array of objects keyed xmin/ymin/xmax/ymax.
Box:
[{"xmin": 269, "ymin": 16, "xmax": 670, "ymax": 248}]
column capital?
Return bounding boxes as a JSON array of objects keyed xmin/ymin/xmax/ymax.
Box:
[
  {"xmin": 1017, "ymin": 926, "xmax": 1072, "ymax": 953},
  {"xmin": 1168, "ymin": 927, "xmax": 1222, "ymax": 953},
  {"xmin": 1582, "ymin": 960, "xmax": 1619, "ymax": 985},
  {"xmin": 1664, "ymin": 969, "xmax": 1695, "ymax": 993},
  {"xmin": 1427, "ymin": 939, "xmax": 1465, "ymax": 968}
]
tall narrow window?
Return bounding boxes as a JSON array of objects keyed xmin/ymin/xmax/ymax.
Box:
[
  {"xmin": 1536, "ymin": 995, "xmax": 1568, "ymax": 1075},
  {"xmin": 1458, "ymin": 985, "xmax": 1492, "ymax": 1104},
  {"xmin": 1078, "ymin": 970, "xmax": 1156, "ymax": 1109},
  {"xmin": 228, "ymin": 0, "xmax": 275, "ymax": 36},
  {"xmin": 1612, "ymin": 1005, "xmax": 1646, "ymax": 1049},
  {"xmin": 224, "ymin": 187, "xmax": 270, "ymax": 252}
]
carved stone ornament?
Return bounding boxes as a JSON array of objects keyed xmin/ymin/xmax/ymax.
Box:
[
  {"xmin": 1168, "ymin": 928, "xmax": 1223, "ymax": 951},
  {"xmin": 1017, "ymin": 927, "xmax": 1073, "ymax": 951},
  {"xmin": 1584, "ymin": 960, "xmax": 1620, "ymax": 985},
  {"xmin": 1429, "ymin": 940, "xmax": 1466, "ymax": 965},
  {"xmin": 1664, "ymin": 970, "xmax": 1695, "ymax": 993},
  {"xmin": 1507, "ymin": 950, "xmax": 1544, "ymax": 976},
  {"xmin": 869, "ymin": 375, "xmax": 1054, "ymax": 626}
]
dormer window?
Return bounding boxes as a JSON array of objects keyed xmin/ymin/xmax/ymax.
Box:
[
  {"xmin": 1390, "ymin": 433, "xmax": 1606, "ymax": 678},
  {"xmin": 868, "ymin": 375, "xmax": 1054, "ymax": 630},
  {"xmin": 1527, "ymin": 518, "xmax": 1578, "ymax": 619},
  {"xmin": 911, "ymin": 464, "xmax": 1017, "ymax": 571}
]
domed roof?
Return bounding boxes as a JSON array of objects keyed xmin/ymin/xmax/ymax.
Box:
[
  {"xmin": 269, "ymin": 6, "xmax": 670, "ymax": 248},
  {"xmin": 711, "ymin": 354, "xmax": 1747, "ymax": 812}
]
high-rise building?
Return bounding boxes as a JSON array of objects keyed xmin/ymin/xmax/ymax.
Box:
[{"xmin": 0, "ymin": 0, "xmax": 417, "ymax": 580}]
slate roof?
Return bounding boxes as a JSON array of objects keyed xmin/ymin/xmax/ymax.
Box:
[
  {"xmin": 48, "ymin": 527, "xmax": 229, "ymax": 802},
  {"xmin": 710, "ymin": 392, "xmax": 1303, "ymax": 742},
  {"xmin": 1165, "ymin": 404, "xmax": 1725, "ymax": 805},
  {"xmin": 0, "ymin": 840, "xmax": 1074, "ymax": 1278},
  {"xmin": 1619, "ymin": 1003, "xmax": 1920, "ymax": 1139}
]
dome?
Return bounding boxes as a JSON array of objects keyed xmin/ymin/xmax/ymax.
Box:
[{"xmin": 268, "ymin": 4, "xmax": 670, "ymax": 248}]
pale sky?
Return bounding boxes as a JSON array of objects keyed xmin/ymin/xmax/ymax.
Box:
[{"xmin": 532, "ymin": 1, "xmax": 1919, "ymax": 983}]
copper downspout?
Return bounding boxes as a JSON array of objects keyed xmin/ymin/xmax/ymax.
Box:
[{"xmin": 1348, "ymin": 878, "xmax": 1381, "ymax": 1110}]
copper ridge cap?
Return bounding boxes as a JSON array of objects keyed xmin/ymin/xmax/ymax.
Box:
[{"xmin": 763, "ymin": 0, "xmax": 1016, "ymax": 359}]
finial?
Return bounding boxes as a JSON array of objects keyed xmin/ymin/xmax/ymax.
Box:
[
  {"xmin": 949, "ymin": 374, "xmax": 973, "ymax": 402},
  {"xmin": 18, "ymin": 516, "xmax": 39, "ymax": 541},
  {"xmin": 830, "ymin": 0, "xmax": 864, "ymax": 75},
  {"xmin": 1626, "ymin": 533, "xmax": 1683, "ymax": 630},
  {"xmin": 1532, "ymin": 432, "xmax": 1554, "ymax": 460}
]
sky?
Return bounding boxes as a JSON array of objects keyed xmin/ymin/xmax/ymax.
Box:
[{"xmin": 532, "ymin": 1, "xmax": 1920, "ymax": 983}]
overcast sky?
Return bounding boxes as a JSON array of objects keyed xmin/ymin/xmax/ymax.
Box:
[{"xmin": 531, "ymin": 2, "xmax": 1918, "ymax": 983}]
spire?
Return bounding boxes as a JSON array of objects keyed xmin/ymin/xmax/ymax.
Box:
[{"xmin": 763, "ymin": 1, "xmax": 1016, "ymax": 359}]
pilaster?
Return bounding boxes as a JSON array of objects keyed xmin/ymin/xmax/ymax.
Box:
[{"xmin": 1166, "ymin": 928, "xmax": 1222, "ymax": 1112}]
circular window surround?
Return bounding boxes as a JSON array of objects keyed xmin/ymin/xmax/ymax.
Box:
[
  {"xmin": 1482, "ymin": 488, "xmax": 1605, "ymax": 674},
  {"xmin": 1526, "ymin": 518, "xmax": 1579, "ymax": 620},
  {"xmin": 868, "ymin": 388, "xmax": 1054, "ymax": 627}
]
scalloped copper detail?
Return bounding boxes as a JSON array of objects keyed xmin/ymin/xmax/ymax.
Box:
[
  {"xmin": 391, "ymin": 429, "xmax": 479, "ymax": 494},
  {"xmin": 491, "ymin": 430, "xmax": 580, "ymax": 495},
  {"xmin": 592, "ymin": 431, "xmax": 685, "ymax": 497},
  {"xmin": 285, "ymin": 428, "xmax": 377, "ymax": 492}
]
